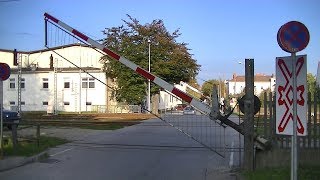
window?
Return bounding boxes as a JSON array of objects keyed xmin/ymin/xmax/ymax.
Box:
[
  {"xmin": 43, "ymin": 101, "xmax": 48, "ymax": 105},
  {"xmin": 89, "ymin": 78, "xmax": 95, "ymax": 88},
  {"xmin": 21, "ymin": 101, "xmax": 25, "ymax": 105},
  {"xmin": 64, "ymin": 82, "xmax": 70, "ymax": 88},
  {"xmin": 21, "ymin": 78, "xmax": 25, "ymax": 89},
  {"xmin": 9, "ymin": 78, "xmax": 15, "ymax": 89},
  {"xmin": 82, "ymin": 78, "xmax": 88, "ymax": 88},
  {"xmin": 82, "ymin": 78, "xmax": 95, "ymax": 88},
  {"xmin": 64, "ymin": 102, "xmax": 70, "ymax": 105},
  {"xmin": 86, "ymin": 102, "xmax": 92, "ymax": 105},
  {"xmin": 42, "ymin": 78, "xmax": 49, "ymax": 89},
  {"xmin": 9, "ymin": 101, "xmax": 15, "ymax": 105}
]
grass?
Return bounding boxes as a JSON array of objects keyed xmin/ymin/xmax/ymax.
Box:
[
  {"xmin": 36, "ymin": 122, "xmax": 129, "ymax": 130},
  {"xmin": 3, "ymin": 136, "xmax": 69, "ymax": 157},
  {"xmin": 242, "ymin": 166, "xmax": 320, "ymax": 180}
]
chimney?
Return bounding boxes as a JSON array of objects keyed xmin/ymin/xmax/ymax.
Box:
[
  {"xmin": 13, "ymin": 49, "xmax": 18, "ymax": 66},
  {"xmin": 233, "ymin": 73, "xmax": 237, "ymax": 80},
  {"xmin": 50, "ymin": 54, "xmax": 53, "ymax": 69}
]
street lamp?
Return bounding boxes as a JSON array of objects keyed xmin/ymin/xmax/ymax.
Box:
[
  {"xmin": 234, "ymin": 61, "xmax": 244, "ymax": 95},
  {"xmin": 147, "ymin": 39, "xmax": 151, "ymax": 113}
]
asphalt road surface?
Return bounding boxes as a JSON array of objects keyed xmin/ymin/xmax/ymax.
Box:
[{"xmin": 0, "ymin": 115, "xmax": 242, "ymax": 180}]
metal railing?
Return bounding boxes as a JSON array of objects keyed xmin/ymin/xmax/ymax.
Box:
[{"xmin": 91, "ymin": 105, "xmax": 141, "ymax": 113}]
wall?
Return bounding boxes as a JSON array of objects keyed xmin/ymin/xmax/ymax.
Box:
[
  {"xmin": 0, "ymin": 50, "xmax": 15, "ymax": 67},
  {"xmin": 26, "ymin": 45, "xmax": 103, "ymax": 69},
  {"xmin": 0, "ymin": 45, "xmax": 113, "ymax": 112},
  {"xmin": 3, "ymin": 70, "xmax": 107, "ymax": 112},
  {"xmin": 158, "ymin": 90, "xmax": 182, "ymax": 110},
  {"xmin": 158, "ymin": 82, "xmax": 189, "ymax": 110},
  {"xmin": 227, "ymin": 80, "xmax": 274, "ymax": 96}
]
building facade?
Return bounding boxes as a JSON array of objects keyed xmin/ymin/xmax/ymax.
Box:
[
  {"xmin": 0, "ymin": 44, "xmax": 118, "ymax": 113},
  {"xmin": 226, "ymin": 73, "xmax": 276, "ymax": 96},
  {"xmin": 159, "ymin": 81, "xmax": 201, "ymax": 110}
]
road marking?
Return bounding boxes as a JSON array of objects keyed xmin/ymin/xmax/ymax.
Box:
[
  {"xmin": 229, "ymin": 141, "xmax": 234, "ymax": 168},
  {"xmin": 50, "ymin": 148, "xmax": 74, "ymax": 157}
]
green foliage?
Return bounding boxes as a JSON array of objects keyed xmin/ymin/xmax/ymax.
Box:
[
  {"xmin": 201, "ymin": 79, "xmax": 226, "ymax": 97},
  {"xmin": 243, "ymin": 167, "xmax": 290, "ymax": 180},
  {"xmin": 101, "ymin": 15, "xmax": 200, "ymax": 104},
  {"xmin": 307, "ymin": 73, "xmax": 316, "ymax": 98},
  {"xmin": 3, "ymin": 136, "xmax": 68, "ymax": 157},
  {"xmin": 243, "ymin": 166, "xmax": 320, "ymax": 180},
  {"xmin": 186, "ymin": 87, "xmax": 201, "ymax": 99},
  {"xmin": 306, "ymin": 73, "xmax": 320, "ymax": 101},
  {"xmin": 258, "ymin": 88, "xmax": 272, "ymax": 107}
]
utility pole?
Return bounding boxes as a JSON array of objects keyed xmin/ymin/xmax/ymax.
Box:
[
  {"xmin": 54, "ymin": 58, "xmax": 58, "ymax": 115},
  {"xmin": 147, "ymin": 39, "xmax": 151, "ymax": 113},
  {"xmin": 244, "ymin": 59, "xmax": 255, "ymax": 171},
  {"xmin": 0, "ymin": 81, "xmax": 3, "ymax": 159},
  {"xmin": 17, "ymin": 53, "xmax": 22, "ymax": 114}
]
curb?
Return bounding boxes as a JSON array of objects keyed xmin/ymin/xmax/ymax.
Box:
[{"xmin": 0, "ymin": 150, "xmax": 48, "ymax": 172}]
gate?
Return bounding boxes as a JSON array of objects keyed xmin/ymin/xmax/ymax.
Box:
[
  {"xmin": 43, "ymin": 13, "xmax": 236, "ymax": 159},
  {"xmin": 157, "ymin": 90, "xmax": 231, "ymax": 157}
]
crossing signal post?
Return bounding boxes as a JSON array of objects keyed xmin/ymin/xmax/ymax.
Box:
[{"xmin": 243, "ymin": 59, "xmax": 255, "ymax": 171}]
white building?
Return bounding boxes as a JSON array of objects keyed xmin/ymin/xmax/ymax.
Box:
[
  {"xmin": 226, "ymin": 73, "xmax": 276, "ymax": 96},
  {"xmin": 0, "ymin": 44, "xmax": 118, "ymax": 113},
  {"xmin": 159, "ymin": 81, "xmax": 201, "ymax": 110}
]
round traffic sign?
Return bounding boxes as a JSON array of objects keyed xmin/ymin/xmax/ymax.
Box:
[
  {"xmin": 277, "ymin": 21, "xmax": 310, "ymax": 53},
  {"xmin": 0, "ymin": 63, "xmax": 11, "ymax": 81}
]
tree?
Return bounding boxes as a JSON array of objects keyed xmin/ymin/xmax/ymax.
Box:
[
  {"xmin": 307, "ymin": 73, "xmax": 320, "ymax": 101},
  {"xmin": 258, "ymin": 88, "xmax": 272, "ymax": 108},
  {"xmin": 101, "ymin": 15, "xmax": 200, "ymax": 104},
  {"xmin": 201, "ymin": 79, "xmax": 226, "ymax": 98}
]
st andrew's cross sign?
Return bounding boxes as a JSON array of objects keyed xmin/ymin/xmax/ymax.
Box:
[{"xmin": 275, "ymin": 55, "xmax": 307, "ymax": 136}]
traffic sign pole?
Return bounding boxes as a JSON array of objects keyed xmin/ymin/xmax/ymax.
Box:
[
  {"xmin": 291, "ymin": 53, "xmax": 298, "ymax": 180},
  {"xmin": 277, "ymin": 21, "xmax": 309, "ymax": 180},
  {"xmin": 0, "ymin": 81, "xmax": 3, "ymax": 159},
  {"xmin": 0, "ymin": 63, "xmax": 10, "ymax": 159}
]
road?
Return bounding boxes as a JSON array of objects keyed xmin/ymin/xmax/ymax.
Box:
[{"xmin": 0, "ymin": 115, "xmax": 242, "ymax": 180}]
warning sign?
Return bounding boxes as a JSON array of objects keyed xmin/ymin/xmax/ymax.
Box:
[{"xmin": 276, "ymin": 55, "xmax": 307, "ymax": 136}]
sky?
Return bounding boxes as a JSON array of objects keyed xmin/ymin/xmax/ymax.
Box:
[{"xmin": 0, "ymin": 0, "xmax": 319, "ymax": 85}]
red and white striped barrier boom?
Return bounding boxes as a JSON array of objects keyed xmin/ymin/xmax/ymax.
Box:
[{"xmin": 44, "ymin": 13, "xmax": 211, "ymax": 115}]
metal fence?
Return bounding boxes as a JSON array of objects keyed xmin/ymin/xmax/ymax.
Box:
[
  {"xmin": 258, "ymin": 92, "xmax": 320, "ymax": 149},
  {"xmin": 159, "ymin": 94, "xmax": 227, "ymax": 158},
  {"xmin": 91, "ymin": 105, "xmax": 141, "ymax": 114}
]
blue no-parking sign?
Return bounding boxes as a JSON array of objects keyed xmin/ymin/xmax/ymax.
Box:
[
  {"xmin": 277, "ymin": 21, "xmax": 310, "ymax": 53},
  {"xmin": 0, "ymin": 63, "xmax": 10, "ymax": 81}
]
